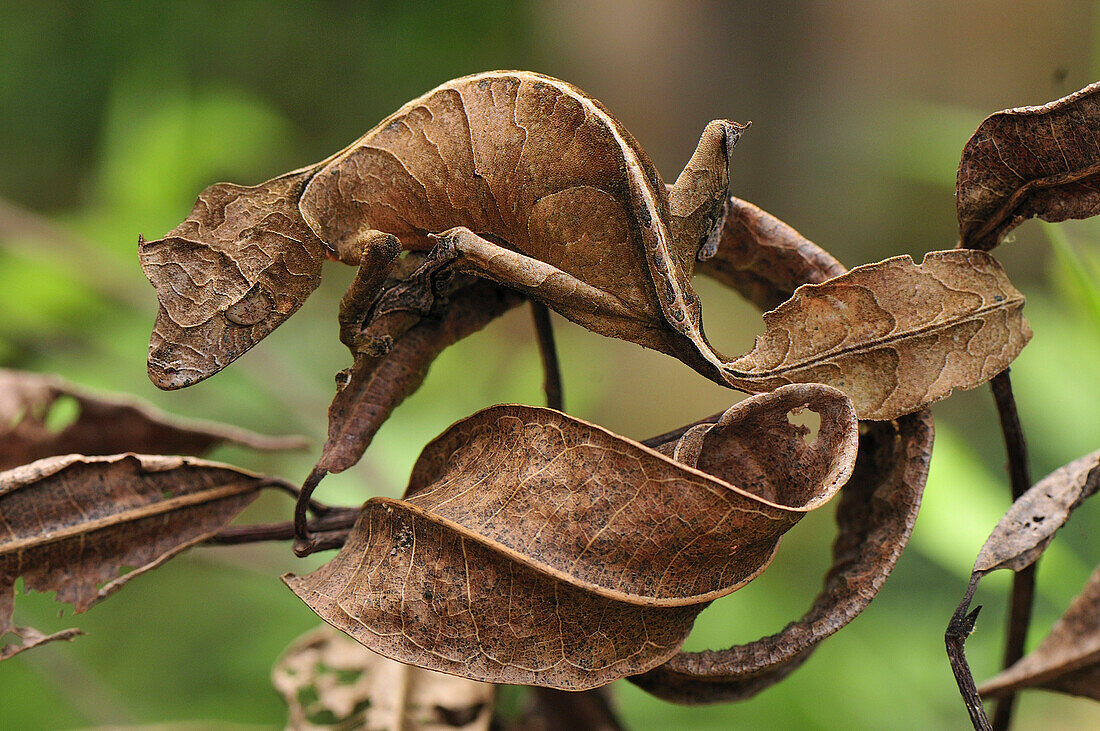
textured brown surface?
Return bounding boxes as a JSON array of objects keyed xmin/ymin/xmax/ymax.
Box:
[
  {"xmin": 956, "ymin": 81, "xmax": 1100, "ymax": 250},
  {"xmin": 632, "ymin": 411, "xmax": 934, "ymax": 702},
  {"xmin": 973, "ymin": 450, "xmax": 1100, "ymax": 575},
  {"xmin": 0, "ymin": 453, "xmax": 264, "ymax": 640},
  {"xmin": 726, "ymin": 250, "xmax": 1031, "ymax": 419},
  {"xmin": 0, "ymin": 368, "xmax": 305, "ymax": 471},
  {"xmin": 273, "ymin": 625, "xmax": 493, "ymax": 730},
  {"xmin": 286, "ymin": 386, "xmax": 857, "ymax": 689},
  {"xmin": 980, "ymin": 565, "xmax": 1100, "ymax": 700}
]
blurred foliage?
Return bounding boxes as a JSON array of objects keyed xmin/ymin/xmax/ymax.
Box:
[{"xmin": 2, "ymin": 2, "xmax": 1100, "ymax": 729}]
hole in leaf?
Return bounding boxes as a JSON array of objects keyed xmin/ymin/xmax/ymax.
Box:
[
  {"xmin": 43, "ymin": 396, "xmax": 81, "ymax": 434},
  {"xmin": 787, "ymin": 407, "xmax": 821, "ymax": 444}
]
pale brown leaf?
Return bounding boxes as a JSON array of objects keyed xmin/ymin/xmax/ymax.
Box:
[
  {"xmin": 286, "ymin": 385, "xmax": 857, "ymax": 689},
  {"xmin": 957, "ymin": 81, "xmax": 1100, "ymax": 250},
  {"xmin": 0, "ymin": 369, "xmax": 305, "ymax": 471},
  {"xmin": 980, "ymin": 564, "xmax": 1100, "ymax": 700},
  {"xmin": 273, "ymin": 625, "xmax": 493, "ymax": 731},
  {"xmin": 725, "ymin": 250, "xmax": 1031, "ymax": 420},
  {"xmin": 632, "ymin": 410, "xmax": 934, "ymax": 702},
  {"xmin": 0, "ymin": 626, "xmax": 83, "ymax": 661},
  {"xmin": 0, "ymin": 453, "xmax": 266, "ymax": 640},
  {"xmin": 973, "ymin": 450, "xmax": 1100, "ymax": 575}
]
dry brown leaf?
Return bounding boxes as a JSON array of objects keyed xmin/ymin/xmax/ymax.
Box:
[
  {"xmin": 0, "ymin": 453, "xmax": 266, "ymax": 642},
  {"xmin": 285, "ymin": 384, "xmax": 857, "ymax": 689},
  {"xmin": 0, "ymin": 369, "xmax": 305, "ymax": 471},
  {"xmin": 973, "ymin": 450, "xmax": 1100, "ymax": 575},
  {"xmin": 956, "ymin": 81, "xmax": 1100, "ymax": 250},
  {"xmin": 0, "ymin": 626, "xmax": 83, "ymax": 661},
  {"xmin": 273, "ymin": 625, "xmax": 493, "ymax": 730},
  {"xmin": 632, "ymin": 410, "xmax": 934, "ymax": 702},
  {"xmin": 694, "ymin": 196, "xmax": 847, "ymax": 310},
  {"xmin": 979, "ymin": 565, "xmax": 1100, "ymax": 700},
  {"xmin": 725, "ymin": 250, "xmax": 1031, "ymax": 420}
]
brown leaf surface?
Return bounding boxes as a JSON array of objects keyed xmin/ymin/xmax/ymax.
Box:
[
  {"xmin": 286, "ymin": 385, "xmax": 857, "ymax": 689},
  {"xmin": 725, "ymin": 250, "xmax": 1031, "ymax": 420},
  {"xmin": 695, "ymin": 196, "xmax": 847, "ymax": 310},
  {"xmin": 273, "ymin": 625, "xmax": 493, "ymax": 730},
  {"xmin": 979, "ymin": 565, "xmax": 1100, "ymax": 700},
  {"xmin": 0, "ymin": 453, "xmax": 265, "ymax": 640},
  {"xmin": 140, "ymin": 170, "xmax": 328, "ymax": 389},
  {"xmin": 0, "ymin": 369, "xmax": 305, "ymax": 471},
  {"xmin": 973, "ymin": 450, "xmax": 1100, "ymax": 575},
  {"xmin": 632, "ymin": 410, "xmax": 934, "ymax": 702},
  {"xmin": 956, "ymin": 81, "xmax": 1100, "ymax": 250},
  {"xmin": 0, "ymin": 626, "xmax": 83, "ymax": 661}
]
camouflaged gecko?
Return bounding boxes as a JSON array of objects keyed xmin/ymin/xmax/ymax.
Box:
[{"xmin": 139, "ymin": 70, "xmax": 745, "ymax": 390}]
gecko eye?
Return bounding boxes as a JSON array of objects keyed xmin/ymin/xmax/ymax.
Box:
[{"xmin": 225, "ymin": 285, "xmax": 273, "ymax": 326}]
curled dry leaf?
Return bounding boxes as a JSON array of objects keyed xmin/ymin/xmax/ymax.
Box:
[
  {"xmin": 956, "ymin": 81, "xmax": 1100, "ymax": 250},
  {"xmin": 0, "ymin": 626, "xmax": 83, "ymax": 661},
  {"xmin": 285, "ymin": 384, "xmax": 858, "ymax": 689},
  {"xmin": 979, "ymin": 564, "xmax": 1100, "ymax": 700},
  {"xmin": 273, "ymin": 625, "xmax": 493, "ymax": 731},
  {"xmin": 0, "ymin": 368, "xmax": 306, "ymax": 471},
  {"xmin": 0, "ymin": 453, "xmax": 267, "ymax": 644},
  {"xmin": 632, "ymin": 410, "xmax": 934, "ymax": 702},
  {"xmin": 973, "ymin": 450, "xmax": 1100, "ymax": 575},
  {"xmin": 726, "ymin": 250, "xmax": 1031, "ymax": 420}
]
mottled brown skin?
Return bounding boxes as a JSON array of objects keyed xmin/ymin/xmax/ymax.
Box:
[{"xmin": 140, "ymin": 71, "xmax": 743, "ymax": 390}]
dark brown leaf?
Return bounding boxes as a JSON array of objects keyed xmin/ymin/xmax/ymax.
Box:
[
  {"xmin": 0, "ymin": 453, "xmax": 266, "ymax": 641},
  {"xmin": 285, "ymin": 385, "xmax": 858, "ymax": 689},
  {"xmin": 631, "ymin": 410, "xmax": 934, "ymax": 702},
  {"xmin": 273, "ymin": 625, "xmax": 493, "ymax": 730},
  {"xmin": 0, "ymin": 369, "xmax": 306, "ymax": 471},
  {"xmin": 973, "ymin": 450, "xmax": 1100, "ymax": 575},
  {"xmin": 725, "ymin": 250, "xmax": 1031, "ymax": 420},
  {"xmin": 979, "ymin": 565, "xmax": 1100, "ymax": 700},
  {"xmin": 694, "ymin": 196, "xmax": 847, "ymax": 310},
  {"xmin": 957, "ymin": 81, "xmax": 1100, "ymax": 250},
  {"xmin": 0, "ymin": 626, "xmax": 83, "ymax": 661}
]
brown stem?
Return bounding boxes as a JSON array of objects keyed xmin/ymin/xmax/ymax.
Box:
[
  {"xmin": 530, "ymin": 302, "xmax": 564, "ymax": 411},
  {"xmin": 641, "ymin": 410, "xmax": 724, "ymax": 448},
  {"xmin": 989, "ymin": 369, "xmax": 1034, "ymax": 731},
  {"xmin": 528, "ymin": 687, "xmax": 624, "ymax": 731},
  {"xmin": 946, "ymin": 575, "xmax": 992, "ymax": 731},
  {"xmin": 294, "ymin": 466, "xmax": 330, "ymax": 556},
  {"xmin": 209, "ymin": 507, "xmax": 359, "ymax": 546}
]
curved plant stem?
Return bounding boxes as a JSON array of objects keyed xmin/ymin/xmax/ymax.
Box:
[
  {"xmin": 530, "ymin": 302, "xmax": 564, "ymax": 411},
  {"xmin": 946, "ymin": 575, "xmax": 992, "ymax": 731},
  {"xmin": 989, "ymin": 369, "xmax": 1034, "ymax": 731}
]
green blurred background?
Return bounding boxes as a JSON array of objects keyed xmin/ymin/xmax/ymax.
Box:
[{"xmin": 2, "ymin": 1, "xmax": 1100, "ymax": 728}]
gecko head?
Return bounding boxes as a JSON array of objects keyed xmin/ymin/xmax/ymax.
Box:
[{"xmin": 139, "ymin": 173, "xmax": 326, "ymax": 390}]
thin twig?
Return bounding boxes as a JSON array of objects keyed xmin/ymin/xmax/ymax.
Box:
[
  {"xmin": 209, "ymin": 506, "xmax": 359, "ymax": 546},
  {"xmin": 293, "ymin": 466, "xmax": 331, "ymax": 556},
  {"xmin": 989, "ymin": 369, "xmax": 1035, "ymax": 731},
  {"xmin": 529, "ymin": 687, "xmax": 624, "ymax": 731},
  {"xmin": 530, "ymin": 302, "xmax": 564, "ymax": 411},
  {"xmin": 946, "ymin": 575, "xmax": 992, "ymax": 731},
  {"xmin": 641, "ymin": 410, "xmax": 723, "ymax": 448}
]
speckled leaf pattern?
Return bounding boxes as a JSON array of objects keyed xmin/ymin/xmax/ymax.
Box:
[
  {"xmin": 0, "ymin": 453, "xmax": 265, "ymax": 643},
  {"xmin": 285, "ymin": 385, "xmax": 858, "ymax": 689},
  {"xmin": 0, "ymin": 369, "xmax": 305, "ymax": 471},
  {"xmin": 726, "ymin": 250, "xmax": 1031, "ymax": 420},
  {"xmin": 979, "ymin": 565, "xmax": 1100, "ymax": 700},
  {"xmin": 273, "ymin": 625, "xmax": 493, "ymax": 730},
  {"xmin": 956, "ymin": 82, "xmax": 1100, "ymax": 250},
  {"xmin": 973, "ymin": 450, "xmax": 1100, "ymax": 575}
]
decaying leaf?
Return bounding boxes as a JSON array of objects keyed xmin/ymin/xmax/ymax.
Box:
[
  {"xmin": 973, "ymin": 450, "xmax": 1100, "ymax": 575},
  {"xmin": 0, "ymin": 369, "xmax": 306, "ymax": 471},
  {"xmin": 956, "ymin": 81, "xmax": 1100, "ymax": 250},
  {"xmin": 0, "ymin": 626, "xmax": 83, "ymax": 661},
  {"xmin": 632, "ymin": 410, "xmax": 934, "ymax": 702},
  {"xmin": 274, "ymin": 625, "xmax": 493, "ymax": 730},
  {"xmin": 0, "ymin": 453, "xmax": 267, "ymax": 643},
  {"xmin": 286, "ymin": 384, "xmax": 858, "ymax": 689},
  {"xmin": 979, "ymin": 564, "xmax": 1100, "ymax": 700},
  {"xmin": 694, "ymin": 196, "xmax": 847, "ymax": 310},
  {"xmin": 726, "ymin": 250, "xmax": 1031, "ymax": 420}
]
